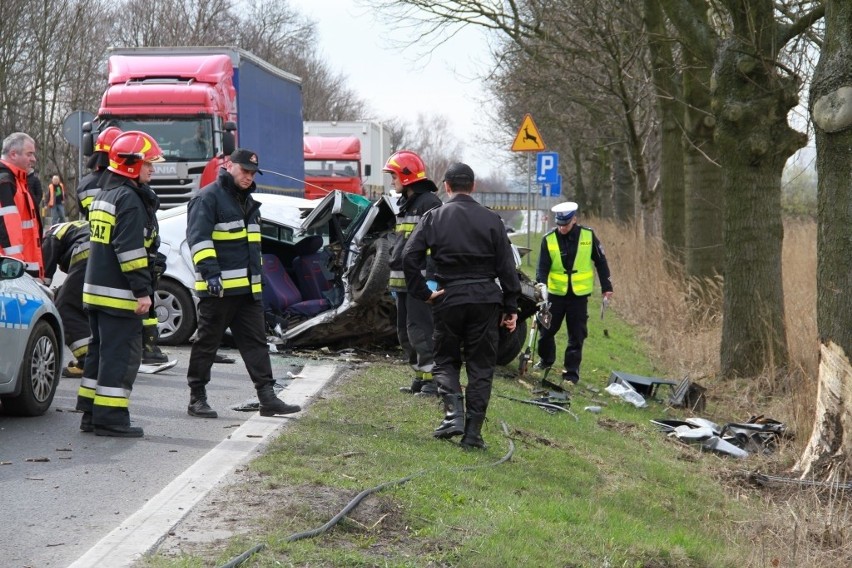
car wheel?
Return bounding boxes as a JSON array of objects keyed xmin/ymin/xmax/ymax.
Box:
[
  {"xmin": 155, "ymin": 279, "xmax": 197, "ymax": 346},
  {"xmin": 496, "ymin": 317, "xmax": 528, "ymax": 366},
  {"xmin": 1, "ymin": 321, "xmax": 60, "ymax": 416},
  {"xmin": 351, "ymin": 234, "xmax": 391, "ymax": 303}
]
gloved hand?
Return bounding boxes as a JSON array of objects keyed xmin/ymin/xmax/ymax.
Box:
[{"xmin": 206, "ymin": 275, "xmax": 224, "ymax": 297}]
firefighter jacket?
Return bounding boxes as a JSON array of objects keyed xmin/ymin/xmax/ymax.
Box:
[
  {"xmin": 388, "ymin": 179, "xmax": 441, "ymax": 291},
  {"xmin": 76, "ymin": 169, "xmax": 106, "ymax": 219},
  {"xmin": 536, "ymin": 224, "xmax": 612, "ymax": 298},
  {"xmin": 43, "ymin": 220, "xmax": 90, "ymax": 282},
  {"xmin": 187, "ymin": 169, "xmax": 263, "ymax": 299},
  {"xmin": 83, "ymin": 173, "xmax": 159, "ymax": 317},
  {"xmin": 0, "ymin": 160, "xmax": 43, "ymax": 277},
  {"xmin": 402, "ymin": 193, "xmax": 521, "ymax": 315}
]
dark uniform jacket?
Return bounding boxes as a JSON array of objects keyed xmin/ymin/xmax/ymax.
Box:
[
  {"xmin": 76, "ymin": 169, "xmax": 107, "ymax": 219},
  {"xmin": 83, "ymin": 173, "xmax": 159, "ymax": 317},
  {"xmin": 43, "ymin": 220, "xmax": 90, "ymax": 281},
  {"xmin": 402, "ymin": 193, "xmax": 520, "ymax": 315},
  {"xmin": 536, "ymin": 224, "xmax": 612, "ymax": 297},
  {"xmin": 187, "ymin": 169, "xmax": 263, "ymax": 299},
  {"xmin": 388, "ymin": 179, "xmax": 442, "ymax": 291}
]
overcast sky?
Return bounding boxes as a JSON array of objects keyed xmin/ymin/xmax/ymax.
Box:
[{"xmin": 288, "ymin": 0, "xmax": 515, "ymax": 178}]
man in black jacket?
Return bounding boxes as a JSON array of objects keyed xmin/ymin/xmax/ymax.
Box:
[
  {"xmin": 383, "ymin": 150, "xmax": 442, "ymax": 397},
  {"xmin": 403, "ymin": 162, "xmax": 520, "ymax": 449},
  {"xmin": 76, "ymin": 131, "xmax": 162, "ymax": 437},
  {"xmin": 184, "ymin": 149, "xmax": 301, "ymax": 419}
]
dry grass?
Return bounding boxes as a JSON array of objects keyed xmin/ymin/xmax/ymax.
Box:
[{"xmin": 591, "ymin": 217, "xmax": 852, "ymax": 567}]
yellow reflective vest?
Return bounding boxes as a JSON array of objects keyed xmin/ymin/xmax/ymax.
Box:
[{"xmin": 545, "ymin": 228, "xmax": 594, "ymax": 296}]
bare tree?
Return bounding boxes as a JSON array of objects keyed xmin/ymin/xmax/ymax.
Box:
[{"xmin": 794, "ymin": 0, "xmax": 852, "ymax": 481}]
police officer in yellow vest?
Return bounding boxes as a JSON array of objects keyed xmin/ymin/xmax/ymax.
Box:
[{"xmin": 536, "ymin": 201, "xmax": 613, "ymax": 386}]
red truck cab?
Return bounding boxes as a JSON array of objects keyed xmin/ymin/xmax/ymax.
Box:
[{"xmin": 303, "ymin": 136, "xmax": 364, "ymax": 199}]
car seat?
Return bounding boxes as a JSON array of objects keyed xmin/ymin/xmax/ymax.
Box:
[
  {"xmin": 261, "ymin": 254, "xmax": 302, "ymax": 312},
  {"xmin": 293, "ymin": 236, "xmax": 334, "ymax": 301}
]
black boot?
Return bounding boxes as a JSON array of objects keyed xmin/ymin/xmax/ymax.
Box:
[
  {"xmin": 414, "ymin": 379, "xmax": 439, "ymax": 398},
  {"xmin": 257, "ymin": 383, "xmax": 301, "ymax": 416},
  {"xmin": 94, "ymin": 424, "xmax": 144, "ymax": 438},
  {"xmin": 80, "ymin": 412, "xmax": 93, "ymax": 433},
  {"xmin": 460, "ymin": 412, "xmax": 487, "ymax": 450},
  {"xmin": 188, "ymin": 386, "xmax": 218, "ymax": 418},
  {"xmin": 142, "ymin": 324, "xmax": 169, "ymax": 365},
  {"xmin": 433, "ymin": 393, "xmax": 465, "ymax": 439},
  {"xmin": 399, "ymin": 377, "xmax": 425, "ymax": 394}
]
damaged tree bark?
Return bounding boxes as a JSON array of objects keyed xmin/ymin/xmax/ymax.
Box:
[{"xmin": 794, "ymin": 0, "xmax": 852, "ymax": 480}]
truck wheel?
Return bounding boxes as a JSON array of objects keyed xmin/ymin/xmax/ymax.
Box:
[
  {"xmin": 155, "ymin": 279, "xmax": 197, "ymax": 346},
  {"xmin": 496, "ymin": 317, "xmax": 527, "ymax": 366},
  {"xmin": 351, "ymin": 235, "xmax": 391, "ymax": 304},
  {"xmin": 1, "ymin": 321, "xmax": 60, "ymax": 416}
]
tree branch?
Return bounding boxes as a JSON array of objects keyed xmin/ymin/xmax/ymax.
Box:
[{"xmin": 778, "ymin": 3, "xmax": 826, "ymax": 48}]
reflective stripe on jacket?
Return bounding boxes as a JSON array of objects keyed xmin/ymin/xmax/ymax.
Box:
[
  {"xmin": 83, "ymin": 174, "xmax": 158, "ymax": 317},
  {"xmin": 43, "ymin": 219, "xmax": 91, "ymax": 280},
  {"xmin": 546, "ymin": 228, "xmax": 593, "ymax": 296},
  {"xmin": 187, "ymin": 169, "xmax": 263, "ymax": 299}
]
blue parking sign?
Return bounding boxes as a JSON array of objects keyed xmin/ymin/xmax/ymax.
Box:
[{"xmin": 536, "ymin": 152, "xmax": 559, "ymax": 184}]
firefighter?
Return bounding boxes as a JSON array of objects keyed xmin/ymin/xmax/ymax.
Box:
[
  {"xmin": 76, "ymin": 130, "xmax": 163, "ymax": 437},
  {"xmin": 42, "ymin": 220, "xmax": 91, "ymax": 378},
  {"xmin": 383, "ymin": 150, "xmax": 442, "ymax": 397},
  {"xmin": 76, "ymin": 126, "xmax": 122, "ymax": 218},
  {"xmin": 0, "ymin": 132, "xmax": 43, "ymax": 278},
  {"xmin": 403, "ymin": 162, "xmax": 520, "ymax": 449},
  {"xmin": 535, "ymin": 201, "xmax": 613, "ymax": 386},
  {"xmin": 184, "ymin": 148, "xmax": 301, "ymax": 419},
  {"xmin": 77, "ymin": 125, "xmax": 170, "ymax": 366}
]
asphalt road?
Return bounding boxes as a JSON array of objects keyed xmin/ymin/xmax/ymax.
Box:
[{"xmin": 0, "ymin": 344, "xmax": 330, "ymax": 568}]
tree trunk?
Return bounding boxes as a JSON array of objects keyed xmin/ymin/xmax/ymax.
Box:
[
  {"xmin": 683, "ymin": 58, "xmax": 724, "ymax": 279},
  {"xmin": 794, "ymin": 0, "xmax": 852, "ymax": 480},
  {"xmin": 571, "ymin": 144, "xmax": 588, "ymax": 212},
  {"xmin": 611, "ymin": 142, "xmax": 634, "ymax": 223},
  {"xmin": 714, "ymin": 37, "xmax": 804, "ymax": 377},
  {"xmin": 644, "ymin": 0, "xmax": 685, "ymax": 260}
]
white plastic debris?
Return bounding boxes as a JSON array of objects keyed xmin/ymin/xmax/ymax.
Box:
[{"xmin": 604, "ymin": 382, "xmax": 647, "ymax": 408}]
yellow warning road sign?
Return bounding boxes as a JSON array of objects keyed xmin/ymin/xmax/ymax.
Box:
[{"xmin": 511, "ymin": 113, "xmax": 545, "ymax": 151}]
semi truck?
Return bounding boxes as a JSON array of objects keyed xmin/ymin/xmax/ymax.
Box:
[
  {"xmin": 303, "ymin": 121, "xmax": 393, "ymax": 199},
  {"xmin": 85, "ymin": 46, "xmax": 305, "ymax": 208}
]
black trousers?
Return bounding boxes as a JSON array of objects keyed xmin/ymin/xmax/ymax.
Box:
[
  {"xmin": 395, "ymin": 291, "xmax": 435, "ymax": 374},
  {"xmin": 55, "ymin": 261, "xmax": 90, "ymax": 360},
  {"xmin": 187, "ymin": 295, "xmax": 273, "ymax": 391},
  {"xmin": 433, "ymin": 303, "xmax": 500, "ymax": 416},
  {"xmin": 76, "ymin": 309, "xmax": 142, "ymax": 427},
  {"xmin": 536, "ymin": 293, "xmax": 589, "ymax": 382}
]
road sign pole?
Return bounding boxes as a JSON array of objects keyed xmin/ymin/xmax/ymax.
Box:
[{"xmin": 526, "ymin": 152, "xmax": 532, "ymax": 265}]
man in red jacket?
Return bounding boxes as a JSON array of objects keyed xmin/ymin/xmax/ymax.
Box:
[{"xmin": 0, "ymin": 132, "xmax": 43, "ymax": 278}]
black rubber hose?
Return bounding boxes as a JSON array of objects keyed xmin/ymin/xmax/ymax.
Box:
[{"xmin": 217, "ymin": 421, "xmax": 515, "ymax": 568}]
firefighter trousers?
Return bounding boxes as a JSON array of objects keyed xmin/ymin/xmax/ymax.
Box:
[
  {"xmin": 187, "ymin": 295, "xmax": 274, "ymax": 392},
  {"xmin": 433, "ymin": 303, "xmax": 501, "ymax": 416},
  {"xmin": 76, "ymin": 309, "xmax": 143, "ymax": 427},
  {"xmin": 55, "ymin": 261, "xmax": 90, "ymax": 360},
  {"xmin": 395, "ymin": 291, "xmax": 435, "ymax": 374}
]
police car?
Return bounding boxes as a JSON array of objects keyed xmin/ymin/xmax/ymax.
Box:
[{"xmin": 0, "ymin": 256, "xmax": 64, "ymax": 416}]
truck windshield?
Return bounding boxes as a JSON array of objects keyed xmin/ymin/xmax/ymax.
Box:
[
  {"xmin": 111, "ymin": 118, "xmax": 213, "ymax": 161},
  {"xmin": 305, "ymin": 159, "xmax": 359, "ymax": 178}
]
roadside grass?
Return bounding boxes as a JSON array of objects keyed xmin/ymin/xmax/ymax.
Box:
[{"xmin": 142, "ymin": 294, "xmax": 752, "ymax": 567}]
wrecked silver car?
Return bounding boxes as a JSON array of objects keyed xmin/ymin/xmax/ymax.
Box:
[{"xmin": 155, "ymin": 190, "xmax": 538, "ymax": 360}]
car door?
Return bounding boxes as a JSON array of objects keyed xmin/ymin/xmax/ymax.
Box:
[{"xmin": 0, "ymin": 278, "xmax": 23, "ymax": 385}]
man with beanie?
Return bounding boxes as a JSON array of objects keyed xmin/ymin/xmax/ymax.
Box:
[
  {"xmin": 403, "ymin": 162, "xmax": 520, "ymax": 450},
  {"xmin": 184, "ymin": 149, "xmax": 301, "ymax": 419}
]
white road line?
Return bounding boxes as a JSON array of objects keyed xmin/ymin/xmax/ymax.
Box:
[{"xmin": 67, "ymin": 363, "xmax": 338, "ymax": 568}]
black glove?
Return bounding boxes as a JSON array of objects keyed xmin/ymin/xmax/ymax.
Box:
[
  {"xmin": 206, "ymin": 275, "xmax": 224, "ymax": 297},
  {"xmin": 153, "ymin": 252, "xmax": 167, "ymax": 278}
]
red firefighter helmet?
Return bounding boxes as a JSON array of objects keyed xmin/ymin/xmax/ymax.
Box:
[
  {"xmin": 108, "ymin": 131, "xmax": 165, "ymax": 178},
  {"xmin": 94, "ymin": 126, "xmax": 122, "ymax": 154},
  {"xmin": 382, "ymin": 150, "xmax": 427, "ymax": 186}
]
